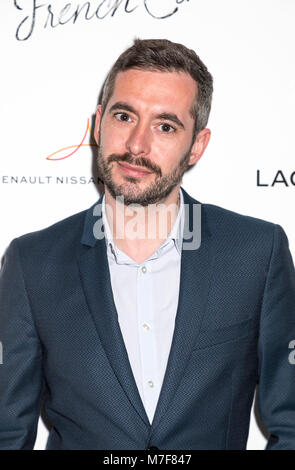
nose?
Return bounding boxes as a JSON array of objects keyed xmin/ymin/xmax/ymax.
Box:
[{"xmin": 126, "ymin": 122, "xmax": 151, "ymax": 157}]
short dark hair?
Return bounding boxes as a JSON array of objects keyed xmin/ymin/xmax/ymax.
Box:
[{"xmin": 100, "ymin": 38, "xmax": 213, "ymax": 141}]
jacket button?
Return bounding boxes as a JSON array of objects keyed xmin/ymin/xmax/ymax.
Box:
[{"xmin": 147, "ymin": 446, "xmax": 159, "ymax": 451}]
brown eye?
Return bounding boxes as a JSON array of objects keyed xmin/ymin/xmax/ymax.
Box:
[
  {"xmin": 115, "ymin": 112, "xmax": 131, "ymax": 122},
  {"xmin": 159, "ymin": 123, "xmax": 175, "ymax": 133}
]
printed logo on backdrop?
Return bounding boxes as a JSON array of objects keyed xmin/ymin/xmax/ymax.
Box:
[
  {"xmin": 257, "ymin": 170, "xmax": 295, "ymax": 187},
  {"xmin": 1, "ymin": 118, "xmax": 102, "ymax": 185},
  {"xmin": 46, "ymin": 118, "xmax": 96, "ymax": 161},
  {"xmin": 14, "ymin": 0, "xmax": 191, "ymax": 41}
]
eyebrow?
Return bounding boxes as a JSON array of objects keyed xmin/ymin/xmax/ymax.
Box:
[
  {"xmin": 156, "ymin": 113, "xmax": 185, "ymax": 130},
  {"xmin": 109, "ymin": 102, "xmax": 185, "ymax": 130},
  {"xmin": 109, "ymin": 102, "xmax": 135, "ymax": 115}
]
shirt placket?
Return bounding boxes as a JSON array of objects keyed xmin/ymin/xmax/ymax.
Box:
[{"xmin": 137, "ymin": 260, "xmax": 160, "ymax": 424}]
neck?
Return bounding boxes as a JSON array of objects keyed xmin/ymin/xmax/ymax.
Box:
[{"xmin": 104, "ymin": 185, "xmax": 181, "ymax": 253}]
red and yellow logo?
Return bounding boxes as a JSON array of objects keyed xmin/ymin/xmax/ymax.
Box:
[{"xmin": 46, "ymin": 119, "xmax": 98, "ymax": 161}]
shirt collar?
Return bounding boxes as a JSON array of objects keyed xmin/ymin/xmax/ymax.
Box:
[
  {"xmin": 102, "ymin": 187, "xmax": 184, "ymax": 262},
  {"xmin": 162, "ymin": 187, "xmax": 184, "ymax": 255}
]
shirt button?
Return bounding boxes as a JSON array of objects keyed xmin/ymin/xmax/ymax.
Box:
[
  {"xmin": 148, "ymin": 380, "xmax": 154, "ymax": 388},
  {"xmin": 143, "ymin": 323, "xmax": 150, "ymax": 331},
  {"xmin": 141, "ymin": 266, "xmax": 147, "ymax": 273}
]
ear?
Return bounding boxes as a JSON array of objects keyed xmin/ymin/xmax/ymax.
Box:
[
  {"xmin": 188, "ymin": 128, "xmax": 211, "ymax": 166},
  {"xmin": 94, "ymin": 105, "xmax": 102, "ymax": 144}
]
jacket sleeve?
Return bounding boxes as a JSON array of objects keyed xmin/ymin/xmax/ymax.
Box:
[
  {"xmin": 0, "ymin": 238, "xmax": 44, "ymax": 449},
  {"xmin": 257, "ymin": 224, "xmax": 295, "ymax": 450}
]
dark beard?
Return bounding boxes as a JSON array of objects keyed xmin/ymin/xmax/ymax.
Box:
[{"xmin": 96, "ymin": 143, "xmax": 192, "ymax": 207}]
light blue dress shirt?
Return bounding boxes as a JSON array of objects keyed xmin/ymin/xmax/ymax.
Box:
[{"xmin": 101, "ymin": 188, "xmax": 184, "ymax": 424}]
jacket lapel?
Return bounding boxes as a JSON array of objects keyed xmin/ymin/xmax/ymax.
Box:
[
  {"xmin": 77, "ymin": 188, "xmax": 215, "ymax": 431},
  {"xmin": 151, "ymin": 188, "xmax": 214, "ymax": 430},
  {"xmin": 78, "ymin": 193, "xmax": 150, "ymax": 427}
]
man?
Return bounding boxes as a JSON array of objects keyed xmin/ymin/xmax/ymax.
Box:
[{"xmin": 0, "ymin": 38, "xmax": 295, "ymax": 450}]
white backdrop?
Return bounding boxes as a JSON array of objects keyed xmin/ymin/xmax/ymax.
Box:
[{"xmin": 1, "ymin": 0, "xmax": 295, "ymax": 450}]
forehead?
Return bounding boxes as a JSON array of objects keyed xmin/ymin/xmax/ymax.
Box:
[{"xmin": 108, "ymin": 68, "xmax": 197, "ymax": 116}]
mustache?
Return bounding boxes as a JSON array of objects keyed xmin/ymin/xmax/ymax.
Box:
[{"xmin": 107, "ymin": 153, "xmax": 162, "ymax": 177}]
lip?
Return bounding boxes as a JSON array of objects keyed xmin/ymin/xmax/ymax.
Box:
[{"xmin": 118, "ymin": 162, "xmax": 153, "ymax": 177}]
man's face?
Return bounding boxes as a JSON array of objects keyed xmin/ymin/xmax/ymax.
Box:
[{"xmin": 94, "ymin": 68, "xmax": 208, "ymax": 206}]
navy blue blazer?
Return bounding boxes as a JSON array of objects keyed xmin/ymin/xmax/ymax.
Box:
[{"xmin": 0, "ymin": 187, "xmax": 295, "ymax": 450}]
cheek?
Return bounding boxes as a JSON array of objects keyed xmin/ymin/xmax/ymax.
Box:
[
  {"xmin": 155, "ymin": 142, "xmax": 183, "ymax": 170},
  {"xmin": 100, "ymin": 127, "xmax": 127, "ymax": 153}
]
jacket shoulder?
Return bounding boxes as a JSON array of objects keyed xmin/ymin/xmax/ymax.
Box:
[
  {"xmin": 201, "ymin": 202, "xmax": 277, "ymax": 261},
  {"xmin": 181, "ymin": 187, "xmax": 276, "ymax": 238},
  {"xmin": 203, "ymin": 202, "xmax": 276, "ymax": 233},
  {"xmin": 12, "ymin": 206, "xmax": 91, "ymax": 260}
]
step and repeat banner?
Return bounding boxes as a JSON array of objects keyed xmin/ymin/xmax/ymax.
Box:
[{"xmin": 1, "ymin": 0, "xmax": 295, "ymax": 450}]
